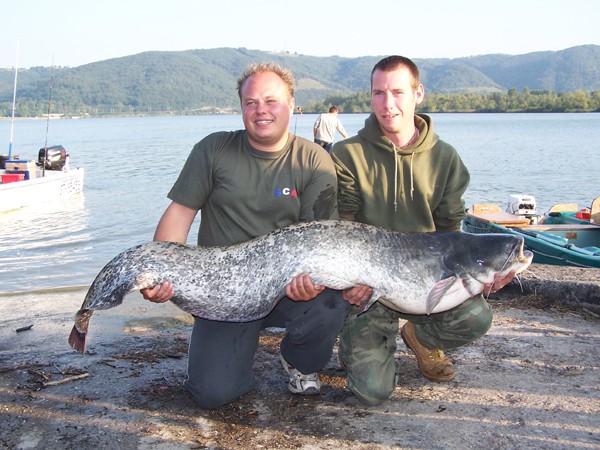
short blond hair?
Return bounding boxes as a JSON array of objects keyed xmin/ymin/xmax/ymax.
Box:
[{"xmin": 237, "ymin": 62, "xmax": 295, "ymax": 100}]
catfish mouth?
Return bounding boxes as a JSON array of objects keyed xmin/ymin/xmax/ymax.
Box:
[
  {"xmin": 479, "ymin": 239, "xmax": 533, "ymax": 296},
  {"xmin": 505, "ymin": 239, "xmax": 534, "ymax": 276},
  {"xmin": 461, "ymin": 237, "xmax": 533, "ymax": 292}
]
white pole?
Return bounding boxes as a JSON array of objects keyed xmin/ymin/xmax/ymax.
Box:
[{"xmin": 8, "ymin": 40, "xmax": 20, "ymax": 160}]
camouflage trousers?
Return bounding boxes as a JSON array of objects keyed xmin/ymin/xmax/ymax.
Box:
[{"xmin": 339, "ymin": 295, "xmax": 493, "ymax": 406}]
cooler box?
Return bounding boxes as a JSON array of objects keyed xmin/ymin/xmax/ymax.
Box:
[
  {"xmin": 1, "ymin": 173, "xmax": 26, "ymax": 184},
  {"xmin": 5, "ymin": 160, "xmax": 37, "ymax": 180},
  {"xmin": 5, "ymin": 160, "xmax": 36, "ymax": 172}
]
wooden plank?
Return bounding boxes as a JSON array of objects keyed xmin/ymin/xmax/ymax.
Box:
[
  {"xmin": 471, "ymin": 203, "xmax": 502, "ymax": 214},
  {"xmin": 525, "ymin": 224, "xmax": 600, "ymax": 232},
  {"xmin": 468, "ymin": 204, "xmax": 530, "ymax": 226},
  {"xmin": 548, "ymin": 203, "xmax": 578, "ymax": 213}
]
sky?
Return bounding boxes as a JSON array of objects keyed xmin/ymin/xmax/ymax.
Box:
[{"xmin": 1, "ymin": 0, "xmax": 599, "ymax": 68}]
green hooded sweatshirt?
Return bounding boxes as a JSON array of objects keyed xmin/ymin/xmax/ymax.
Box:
[{"xmin": 331, "ymin": 113, "xmax": 469, "ymax": 233}]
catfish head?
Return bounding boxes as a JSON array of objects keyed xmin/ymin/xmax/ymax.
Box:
[{"xmin": 426, "ymin": 232, "xmax": 533, "ymax": 314}]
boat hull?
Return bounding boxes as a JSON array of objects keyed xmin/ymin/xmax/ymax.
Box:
[
  {"xmin": 0, "ymin": 168, "xmax": 84, "ymax": 212},
  {"xmin": 463, "ymin": 214, "xmax": 600, "ymax": 268},
  {"xmin": 541, "ymin": 212, "xmax": 589, "ymax": 225}
]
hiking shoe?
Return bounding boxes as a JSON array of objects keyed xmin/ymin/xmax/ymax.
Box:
[
  {"xmin": 401, "ymin": 321, "xmax": 456, "ymax": 382},
  {"xmin": 279, "ymin": 354, "xmax": 321, "ymax": 395}
]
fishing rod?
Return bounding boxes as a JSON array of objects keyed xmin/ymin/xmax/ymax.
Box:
[
  {"xmin": 293, "ymin": 106, "xmax": 303, "ymax": 135},
  {"xmin": 42, "ymin": 57, "xmax": 55, "ymax": 178},
  {"xmin": 8, "ymin": 41, "xmax": 19, "ymax": 160}
]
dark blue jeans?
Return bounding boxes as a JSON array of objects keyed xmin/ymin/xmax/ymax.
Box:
[
  {"xmin": 183, "ymin": 289, "xmax": 349, "ymax": 408},
  {"xmin": 314, "ymin": 139, "xmax": 333, "ymax": 152}
]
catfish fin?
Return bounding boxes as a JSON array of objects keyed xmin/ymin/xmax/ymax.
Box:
[{"xmin": 426, "ymin": 276, "xmax": 457, "ymax": 315}]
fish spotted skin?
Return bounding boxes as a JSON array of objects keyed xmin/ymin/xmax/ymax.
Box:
[{"xmin": 69, "ymin": 220, "xmax": 533, "ymax": 353}]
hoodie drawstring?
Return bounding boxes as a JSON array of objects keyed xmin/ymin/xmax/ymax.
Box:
[
  {"xmin": 394, "ymin": 150, "xmax": 416, "ymax": 212},
  {"xmin": 394, "ymin": 150, "xmax": 398, "ymax": 212},
  {"xmin": 393, "ymin": 125, "xmax": 420, "ymax": 211},
  {"xmin": 409, "ymin": 151, "xmax": 415, "ymax": 202}
]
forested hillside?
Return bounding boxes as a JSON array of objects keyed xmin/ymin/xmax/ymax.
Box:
[{"xmin": 0, "ymin": 45, "xmax": 599, "ymax": 117}]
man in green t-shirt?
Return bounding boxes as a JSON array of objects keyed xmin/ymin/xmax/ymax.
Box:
[{"xmin": 141, "ymin": 63, "xmax": 349, "ymax": 408}]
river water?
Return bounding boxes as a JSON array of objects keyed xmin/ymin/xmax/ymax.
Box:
[{"xmin": 0, "ymin": 113, "xmax": 598, "ymax": 294}]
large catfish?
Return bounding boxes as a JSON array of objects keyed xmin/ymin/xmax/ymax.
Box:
[{"xmin": 69, "ymin": 220, "xmax": 533, "ymax": 353}]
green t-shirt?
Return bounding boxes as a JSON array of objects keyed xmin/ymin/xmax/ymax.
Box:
[{"xmin": 168, "ymin": 130, "xmax": 338, "ymax": 246}]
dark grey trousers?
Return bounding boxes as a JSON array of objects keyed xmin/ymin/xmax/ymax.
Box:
[{"xmin": 183, "ymin": 289, "xmax": 349, "ymax": 409}]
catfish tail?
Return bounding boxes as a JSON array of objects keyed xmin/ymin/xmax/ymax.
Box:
[{"xmin": 68, "ymin": 309, "xmax": 94, "ymax": 353}]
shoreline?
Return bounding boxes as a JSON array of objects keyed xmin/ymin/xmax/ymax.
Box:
[
  {"xmin": 0, "ymin": 284, "xmax": 90, "ymax": 297},
  {"xmin": 2, "ymin": 110, "xmax": 599, "ymax": 125}
]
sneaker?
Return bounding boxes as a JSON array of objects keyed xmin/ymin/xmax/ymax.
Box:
[
  {"xmin": 400, "ymin": 321, "xmax": 456, "ymax": 382},
  {"xmin": 279, "ymin": 354, "xmax": 321, "ymax": 395}
]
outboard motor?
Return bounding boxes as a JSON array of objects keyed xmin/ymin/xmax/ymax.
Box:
[
  {"xmin": 506, "ymin": 194, "xmax": 538, "ymax": 224},
  {"xmin": 38, "ymin": 145, "xmax": 68, "ymax": 170}
]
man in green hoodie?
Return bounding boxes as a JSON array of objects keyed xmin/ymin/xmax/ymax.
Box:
[{"xmin": 330, "ymin": 55, "xmax": 514, "ymax": 406}]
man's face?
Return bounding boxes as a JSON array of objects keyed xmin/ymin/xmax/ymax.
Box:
[
  {"xmin": 240, "ymin": 71, "xmax": 294, "ymax": 151},
  {"xmin": 371, "ymin": 66, "xmax": 424, "ymax": 140}
]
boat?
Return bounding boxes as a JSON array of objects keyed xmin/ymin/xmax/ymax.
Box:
[
  {"xmin": 462, "ymin": 195, "xmax": 600, "ymax": 268},
  {"xmin": 0, "ymin": 46, "xmax": 84, "ymax": 213},
  {"xmin": 0, "ymin": 146, "xmax": 85, "ymax": 213},
  {"xmin": 538, "ymin": 198, "xmax": 600, "ymax": 225}
]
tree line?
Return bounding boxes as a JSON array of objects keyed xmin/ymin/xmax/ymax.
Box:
[
  {"xmin": 306, "ymin": 88, "xmax": 600, "ymax": 114},
  {"xmin": 2, "ymin": 88, "xmax": 600, "ymax": 118}
]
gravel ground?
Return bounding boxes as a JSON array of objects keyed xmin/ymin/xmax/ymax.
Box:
[{"xmin": 1, "ymin": 263, "xmax": 599, "ymax": 449}]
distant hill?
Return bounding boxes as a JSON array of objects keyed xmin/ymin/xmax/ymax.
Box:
[{"xmin": 1, "ymin": 45, "xmax": 599, "ymax": 116}]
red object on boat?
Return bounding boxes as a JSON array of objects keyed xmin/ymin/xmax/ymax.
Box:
[
  {"xmin": 1, "ymin": 173, "xmax": 25, "ymax": 184},
  {"xmin": 576, "ymin": 209, "xmax": 591, "ymax": 221}
]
